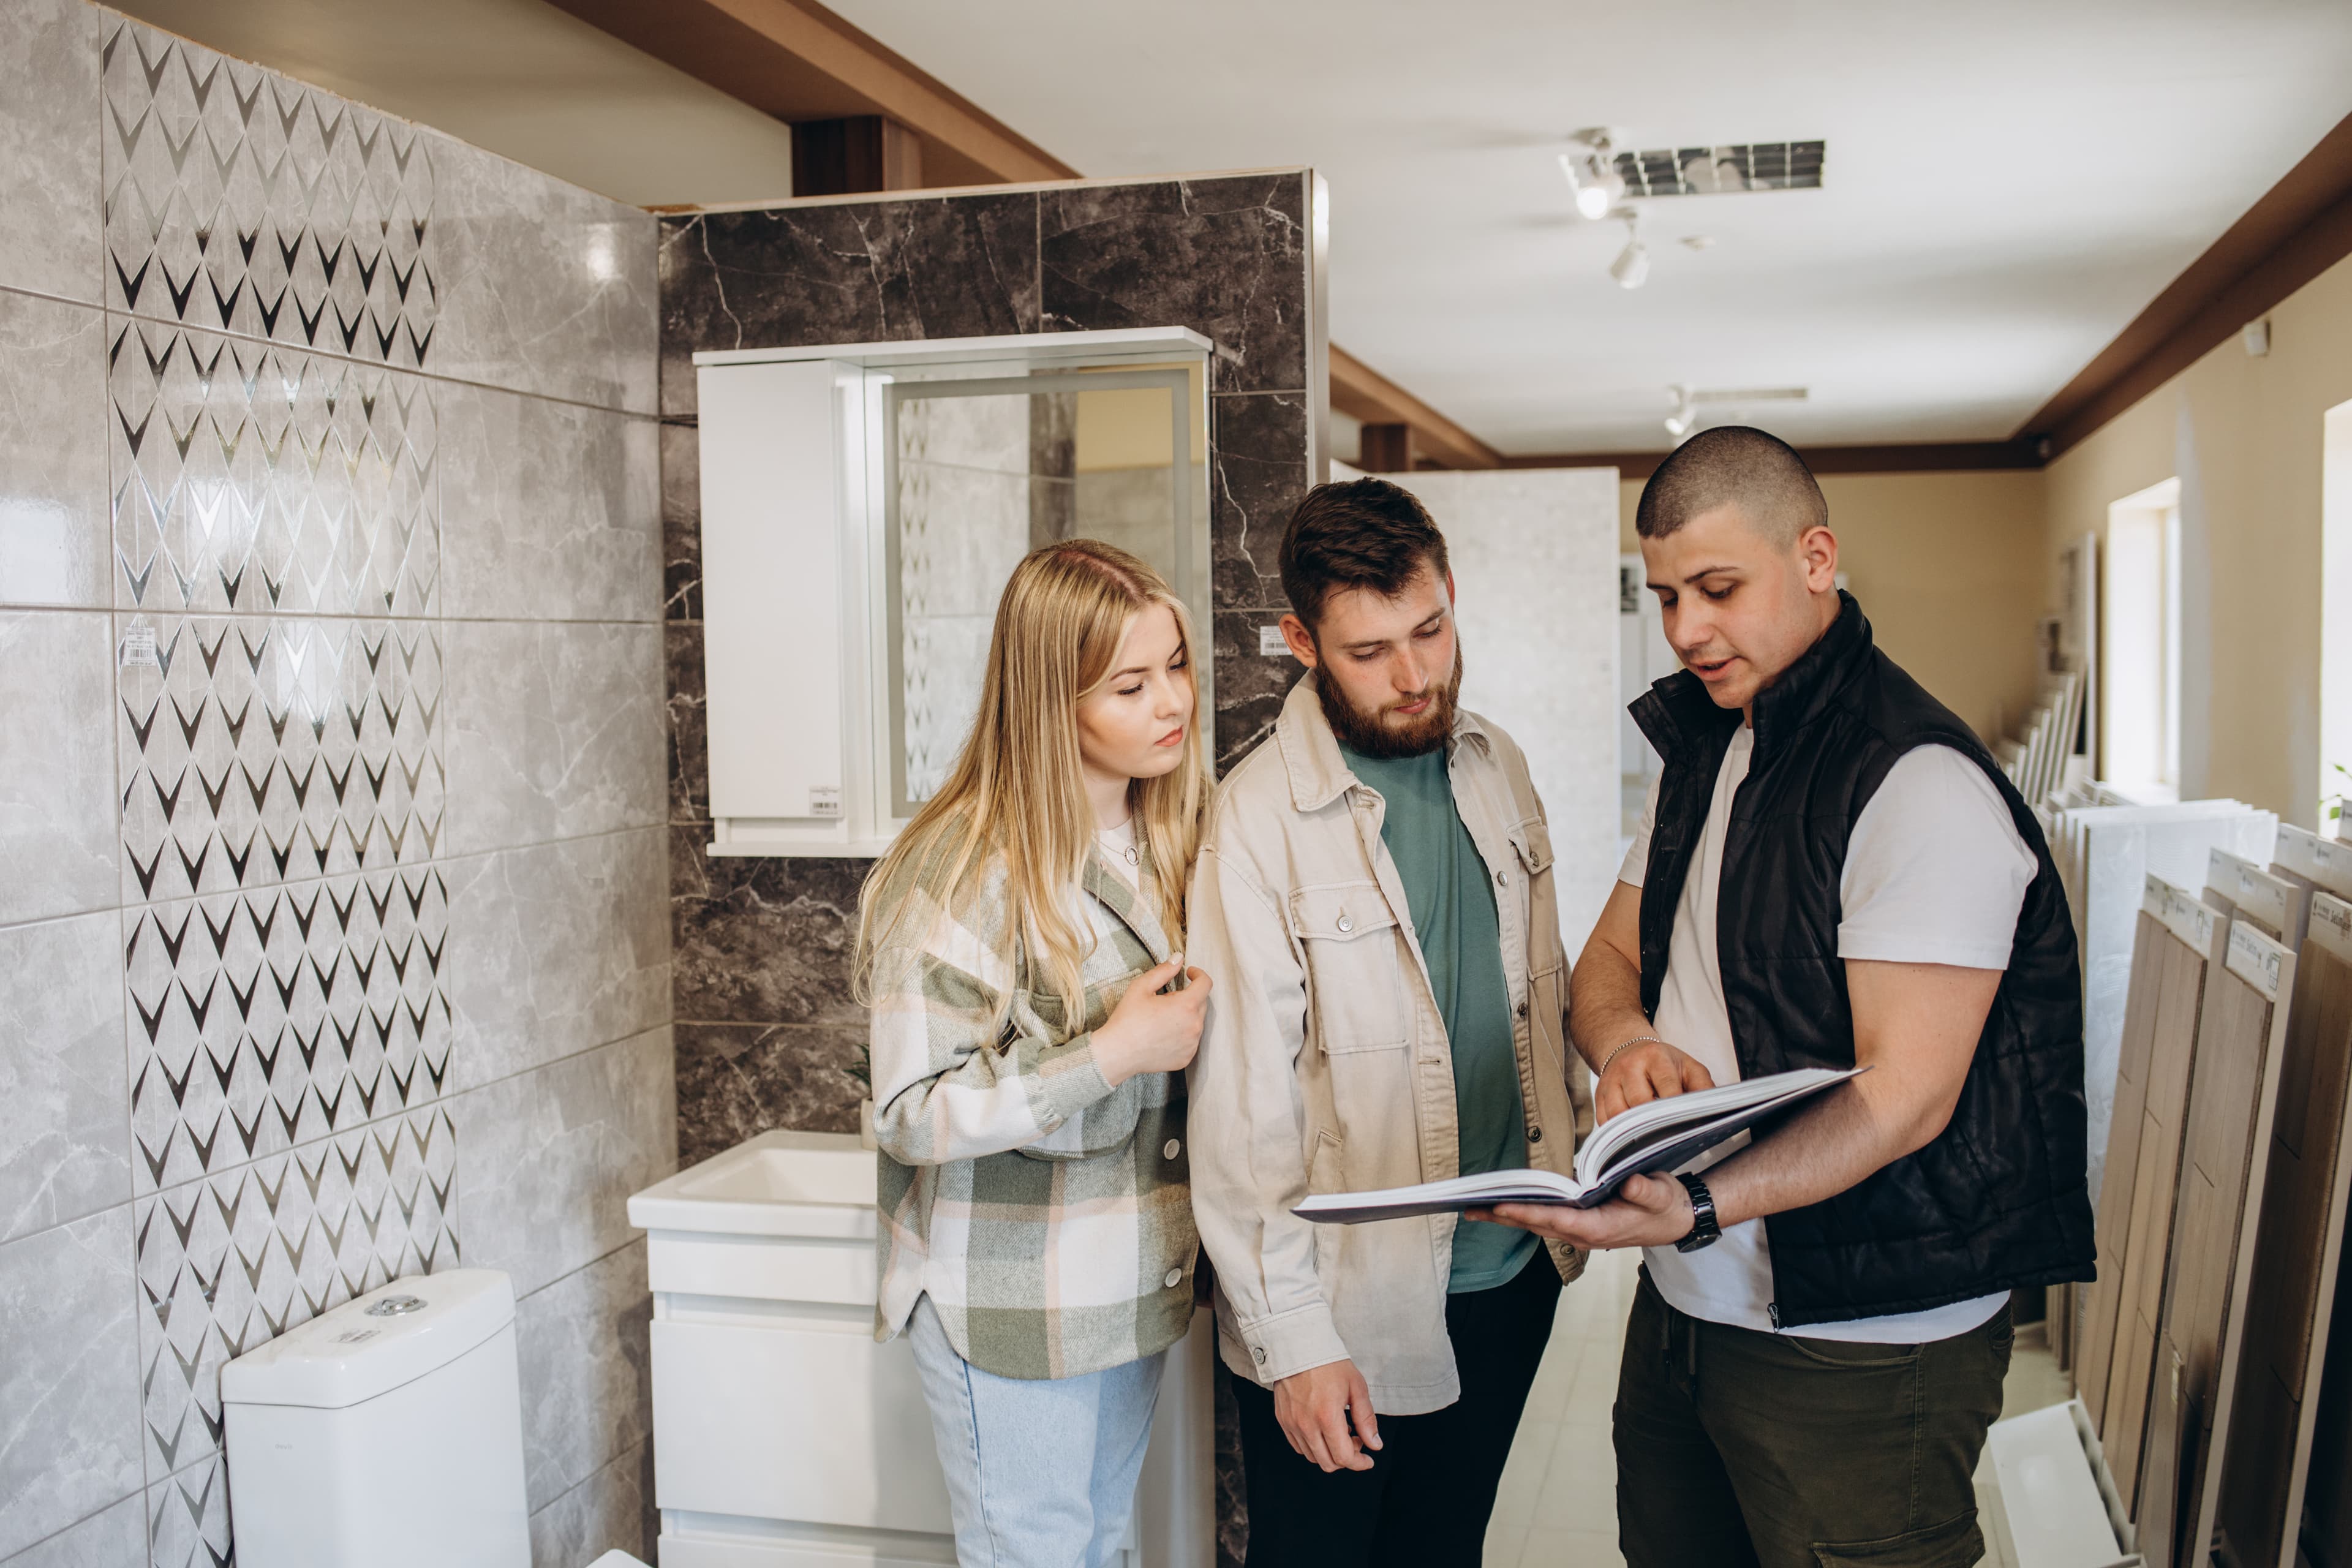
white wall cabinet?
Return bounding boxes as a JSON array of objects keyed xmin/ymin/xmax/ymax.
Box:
[{"xmin": 695, "ymin": 328, "xmax": 1215, "ymax": 858}]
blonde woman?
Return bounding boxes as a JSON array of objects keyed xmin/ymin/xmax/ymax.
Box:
[{"xmin": 859, "ymin": 539, "xmax": 1213, "ymax": 1567}]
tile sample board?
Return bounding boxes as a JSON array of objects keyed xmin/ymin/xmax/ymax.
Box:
[
  {"xmin": 2136, "ymin": 921, "xmax": 2297, "ymax": 1568},
  {"xmin": 2076, "ymin": 878, "xmax": 2184, "ymax": 1435},
  {"xmin": 2096, "ymin": 881, "xmax": 2228, "ymax": 1515},
  {"xmin": 2219, "ymin": 892, "xmax": 2352, "ymax": 1568}
]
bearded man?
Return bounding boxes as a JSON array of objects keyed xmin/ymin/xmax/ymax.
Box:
[{"xmin": 1186, "ymin": 477, "xmax": 1592, "ymax": 1566}]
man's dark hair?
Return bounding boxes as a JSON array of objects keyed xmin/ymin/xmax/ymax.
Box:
[
  {"xmin": 1635, "ymin": 425, "xmax": 1828, "ymax": 546},
  {"xmin": 1278, "ymin": 477, "xmax": 1450, "ymax": 629}
]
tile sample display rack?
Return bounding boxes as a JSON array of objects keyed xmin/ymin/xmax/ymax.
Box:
[
  {"xmin": 2076, "ymin": 876, "xmax": 2216, "ymax": 1444},
  {"xmin": 2136, "ymin": 916, "xmax": 2296, "ymax": 1568},
  {"xmin": 2215, "ymin": 889, "xmax": 2352, "ymax": 1568},
  {"xmin": 2081, "ymin": 876, "xmax": 2229, "ymax": 1528}
]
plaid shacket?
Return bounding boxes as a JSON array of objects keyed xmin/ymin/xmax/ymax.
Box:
[{"xmin": 869, "ymin": 835, "xmax": 1197, "ymax": 1381}]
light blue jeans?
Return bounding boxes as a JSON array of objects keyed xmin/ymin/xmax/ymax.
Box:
[{"xmin": 906, "ymin": 1295, "xmax": 1166, "ymax": 1567}]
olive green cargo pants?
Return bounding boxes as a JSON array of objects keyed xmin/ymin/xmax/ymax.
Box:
[{"xmin": 1613, "ymin": 1268, "xmax": 2011, "ymax": 1567}]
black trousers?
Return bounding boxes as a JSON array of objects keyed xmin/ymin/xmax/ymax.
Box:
[{"xmin": 1230, "ymin": 1254, "xmax": 1562, "ymax": 1567}]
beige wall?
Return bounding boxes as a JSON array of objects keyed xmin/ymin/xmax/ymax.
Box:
[
  {"xmin": 1618, "ymin": 469, "xmax": 2049, "ymax": 742},
  {"xmin": 2041, "ymin": 249, "xmax": 2352, "ymax": 828}
]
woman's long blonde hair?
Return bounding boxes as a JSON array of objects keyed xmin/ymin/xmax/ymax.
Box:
[{"xmin": 856, "ymin": 539, "xmax": 1210, "ymax": 1020}]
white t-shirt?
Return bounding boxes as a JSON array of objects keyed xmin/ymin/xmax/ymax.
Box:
[{"xmin": 1618, "ymin": 730, "xmax": 2037, "ymax": 1342}]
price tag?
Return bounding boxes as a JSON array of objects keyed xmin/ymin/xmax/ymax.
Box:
[
  {"xmin": 1257, "ymin": 625, "xmax": 1289, "ymax": 657},
  {"xmin": 809, "ymin": 786, "xmax": 842, "ymax": 820},
  {"xmin": 119, "ymin": 626, "xmax": 158, "ymax": 669}
]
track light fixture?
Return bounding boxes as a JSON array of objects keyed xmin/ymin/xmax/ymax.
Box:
[
  {"xmin": 1610, "ymin": 210, "xmax": 1649, "ymax": 290},
  {"xmin": 1559, "ymin": 128, "xmax": 1627, "ymax": 222},
  {"xmin": 1664, "ymin": 385, "xmax": 1696, "ymax": 438}
]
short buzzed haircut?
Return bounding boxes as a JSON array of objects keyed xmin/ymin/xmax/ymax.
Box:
[
  {"xmin": 1635, "ymin": 425, "xmax": 1828, "ymax": 547},
  {"xmin": 1279, "ymin": 477, "xmax": 1450, "ymax": 628}
]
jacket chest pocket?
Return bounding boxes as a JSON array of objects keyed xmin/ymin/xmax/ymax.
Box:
[{"xmin": 1289, "ymin": 881, "xmax": 1409, "ymax": 1054}]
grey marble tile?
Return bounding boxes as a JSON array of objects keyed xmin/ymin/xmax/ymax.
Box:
[
  {"xmin": 669, "ymin": 827, "xmax": 867, "ymax": 1028},
  {"xmin": 440, "ymin": 383, "xmax": 659, "ymax": 623},
  {"xmin": 132, "ymin": 1106, "xmax": 458, "ymax": 1479},
  {"xmin": 453, "ymin": 1027, "xmax": 675, "ymax": 1300},
  {"xmin": 0, "ymin": 1208, "xmax": 143, "ymax": 1562},
  {"xmin": 0, "ymin": 295, "xmax": 108, "ymax": 609},
  {"xmin": 675, "ymin": 1022, "xmax": 863, "ymax": 1169},
  {"xmin": 108, "ymin": 321, "xmax": 442, "ymax": 619},
  {"xmin": 515, "ymin": 1240, "xmax": 652, "ymax": 1512},
  {"xmin": 429, "ymin": 130, "xmax": 658, "ymax": 414},
  {"xmin": 0, "ymin": 611, "xmax": 118, "ymax": 925},
  {"xmin": 1210, "ymin": 393, "xmax": 1309, "ymax": 612},
  {"xmin": 666, "ymin": 621, "xmax": 707, "ymax": 824},
  {"xmin": 123, "ymin": 867, "xmax": 451, "ymax": 1194},
  {"xmin": 0, "ymin": 0, "xmax": 101, "ymax": 305},
  {"xmin": 660, "ymin": 419, "xmax": 700, "ymax": 621},
  {"xmin": 1041, "ymin": 175, "xmax": 1309, "ymax": 394},
  {"xmin": 0, "ymin": 912, "xmax": 129, "ymax": 1244},
  {"xmin": 0, "ymin": 1493, "xmax": 144, "ymax": 1568},
  {"xmin": 115, "ymin": 614, "xmax": 446, "ymax": 903},
  {"xmin": 444, "ymin": 620, "xmax": 665, "ymax": 858},
  {"xmin": 1212, "ymin": 611, "xmax": 1302, "ymax": 777},
  {"xmin": 101, "ymin": 18, "xmax": 440, "ymax": 370},
  {"xmin": 657, "ymin": 193, "xmax": 1041, "ymax": 417},
  {"xmin": 526, "ymin": 1438, "xmax": 654, "ymax": 1568},
  {"xmin": 443, "ymin": 826, "xmax": 669, "ymax": 1095}
]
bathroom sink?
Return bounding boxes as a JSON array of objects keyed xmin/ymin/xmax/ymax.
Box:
[{"xmin": 628, "ymin": 1129, "xmax": 876, "ymax": 1240}]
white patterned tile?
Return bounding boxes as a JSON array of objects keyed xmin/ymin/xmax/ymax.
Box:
[
  {"xmin": 132, "ymin": 1106, "xmax": 459, "ymax": 1478},
  {"xmin": 101, "ymin": 18, "xmax": 439, "ymax": 368},
  {"xmin": 107, "ymin": 323, "xmax": 440, "ymax": 619},
  {"xmin": 141, "ymin": 1457, "xmax": 227, "ymax": 1568},
  {"xmin": 116, "ymin": 616, "xmax": 445, "ymax": 903},
  {"xmin": 123, "ymin": 868, "xmax": 450, "ymax": 1194}
]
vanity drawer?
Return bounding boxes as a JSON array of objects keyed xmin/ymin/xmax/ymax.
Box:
[
  {"xmin": 647, "ymin": 1231, "xmax": 877, "ymax": 1306},
  {"xmin": 650, "ymin": 1318, "xmax": 952, "ymax": 1534}
]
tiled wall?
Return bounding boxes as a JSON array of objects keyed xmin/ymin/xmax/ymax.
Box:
[
  {"xmin": 0, "ymin": 6, "xmax": 673, "ymax": 1566},
  {"xmin": 658, "ymin": 175, "xmax": 1322, "ymax": 1564}
]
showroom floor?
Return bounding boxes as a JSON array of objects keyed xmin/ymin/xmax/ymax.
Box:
[{"xmin": 1483, "ymin": 1246, "xmax": 2072, "ymax": 1566}]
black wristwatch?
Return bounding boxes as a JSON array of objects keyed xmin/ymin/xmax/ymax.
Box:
[{"xmin": 1675, "ymin": 1172, "xmax": 1721, "ymax": 1253}]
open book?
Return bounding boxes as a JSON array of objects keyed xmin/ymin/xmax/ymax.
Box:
[{"xmin": 1293, "ymin": 1066, "xmax": 1868, "ymax": 1223}]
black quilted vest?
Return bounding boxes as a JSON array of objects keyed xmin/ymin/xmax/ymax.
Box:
[{"xmin": 1631, "ymin": 592, "xmax": 2095, "ymax": 1327}]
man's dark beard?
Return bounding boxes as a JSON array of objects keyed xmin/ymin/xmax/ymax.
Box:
[{"xmin": 1316, "ymin": 644, "xmax": 1464, "ymax": 760}]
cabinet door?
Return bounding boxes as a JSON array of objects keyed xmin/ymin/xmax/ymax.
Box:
[{"xmin": 650, "ymin": 1319, "xmax": 953, "ymax": 1534}]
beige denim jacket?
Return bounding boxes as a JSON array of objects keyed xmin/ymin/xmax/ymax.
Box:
[{"xmin": 1186, "ymin": 674, "xmax": 1593, "ymax": 1415}]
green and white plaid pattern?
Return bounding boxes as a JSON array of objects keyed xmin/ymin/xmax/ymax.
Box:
[{"xmin": 870, "ymin": 837, "xmax": 1197, "ymax": 1381}]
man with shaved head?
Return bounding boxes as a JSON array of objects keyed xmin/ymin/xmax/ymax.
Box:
[{"xmin": 1480, "ymin": 427, "xmax": 2093, "ymax": 1565}]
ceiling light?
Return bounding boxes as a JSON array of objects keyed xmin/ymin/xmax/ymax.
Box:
[
  {"xmin": 1664, "ymin": 385, "xmax": 1696, "ymax": 437},
  {"xmin": 1561, "ymin": 129, "xmax": 1629, "ymax": 221},
  {"xmin": 1610, "ymin": 212, "xmax": 1648, "ymax": 290},
  {"xmin": 1680, "ymin": 235, "xmax": 1716, "ymax": 251}
]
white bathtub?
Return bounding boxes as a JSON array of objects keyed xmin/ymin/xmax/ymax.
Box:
[{"xmin": 628, "ymin": 1129, "xmax": 1215, "ymax": 1567}]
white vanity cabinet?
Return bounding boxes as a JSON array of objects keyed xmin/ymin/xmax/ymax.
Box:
[{"xmin": 629, "ymin": 1131, "xmax": 1215, "ymax": 1567}]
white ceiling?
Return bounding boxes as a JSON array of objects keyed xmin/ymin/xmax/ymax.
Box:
[{"xmin": 820, "ymin": 0, "xmax": 2352, "ymax": 453}]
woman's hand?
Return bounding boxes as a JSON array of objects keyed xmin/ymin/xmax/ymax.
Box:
[{"xmin": 1093, "ymin": 959, "xmax": 1214, "ymax": 1087}]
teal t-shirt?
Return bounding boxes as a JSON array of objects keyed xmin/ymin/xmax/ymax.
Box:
[{"xmin": 1339, "ymin": 742, "xmax": 1538, "ymax": 1293}]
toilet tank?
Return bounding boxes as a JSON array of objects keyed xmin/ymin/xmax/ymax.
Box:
[{"xmin": 222, "ymin": 1269, "xmax": 530, "ymax": 1568}]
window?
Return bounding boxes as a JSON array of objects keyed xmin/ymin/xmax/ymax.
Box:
[
  {"xmin": 2101, "ymin": 477, "xmax": 2182, "ymax": 801},
  {"xmin": 2324, "ymin": 401, "xmax": 2352, "ymax": 831}
]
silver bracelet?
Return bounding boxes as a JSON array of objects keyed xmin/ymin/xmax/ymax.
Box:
[{"xmin": 1600, "ymin": 1035, "xmax": 1664, "ymax": 1077}]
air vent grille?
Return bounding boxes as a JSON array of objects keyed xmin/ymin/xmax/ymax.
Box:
[{"xmin": 1614, "ymin": 141, "xmax": 1823, "ymax": 198}]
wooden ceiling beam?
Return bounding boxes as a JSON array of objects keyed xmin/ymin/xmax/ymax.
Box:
[
  {"xmin": 2019, "ymin": 108, "xmax": 2352, "ymax": 459},
  {"xmin": 542, "ymin": 0, "xmax": 1077, "ymax": 187},
  {"xmin": 1498, "ymin": 439, "xmax": 2045, "ymax": 480},
  {"xmin": 1330, "ymin": 346, "xmax": 1502, "ymax": 470}
]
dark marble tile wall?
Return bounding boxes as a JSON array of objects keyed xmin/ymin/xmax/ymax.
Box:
[{"xmin": 661, "ymin": 172, "xmax": 1319, "ymax": 1174}]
